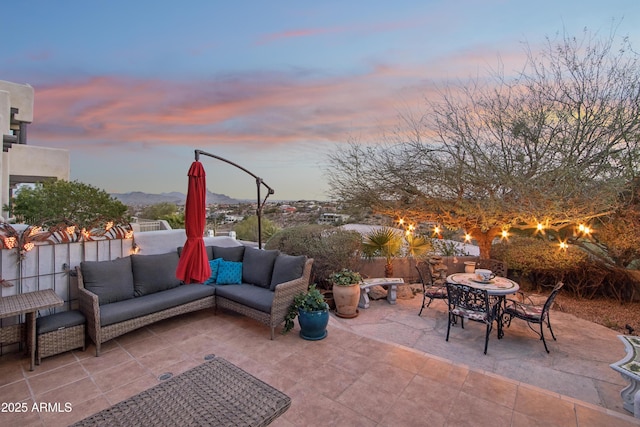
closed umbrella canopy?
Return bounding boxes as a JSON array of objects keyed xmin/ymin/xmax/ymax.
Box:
[{"xmin": 176, "ymin": 161, "xmax": 211, "ymax": 284}]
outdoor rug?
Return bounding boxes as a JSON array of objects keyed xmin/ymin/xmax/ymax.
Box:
[{"xmin": 71, "ymin": 356, "xmax": 291, "ymax": 426}]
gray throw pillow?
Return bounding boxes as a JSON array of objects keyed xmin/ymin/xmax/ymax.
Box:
[
  {"xmin": 177, "ymin": 245, "xmax": 214, "ymax": 260},
  {"xmin": 212, "ymin": 245, "xmax": 245, "ymax": 262},
  {"xmin": 80, "ymin": 257, "xmax": 135, "ymax": 305},
  {"xmin": 131, "ymin": 252, "xmax": 183, "ymax": 296},
  {"xmin": 270, "ymin": 255, "xmax": 307, "ymax": 290},
  {"xmin": 242, "ymin": 248, "xmax": 280, "ymax": 288}
]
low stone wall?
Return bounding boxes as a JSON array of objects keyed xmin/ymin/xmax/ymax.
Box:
[{"xmin": 355, "ymin": 256, "xmax": 479, "ymax": 283}]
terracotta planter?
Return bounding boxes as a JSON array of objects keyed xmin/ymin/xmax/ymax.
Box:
[
  {"xmin": 320, "ymin": 290, "xmax": 336, "ymax": 310},
  {"xmin": 333, "ymin": 283, "xmax": 360, "ymax": 318}
]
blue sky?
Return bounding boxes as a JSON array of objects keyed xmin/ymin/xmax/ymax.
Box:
[{"xmin": 2, "ymin": 1, "xmax": 639, "ymax": 200}]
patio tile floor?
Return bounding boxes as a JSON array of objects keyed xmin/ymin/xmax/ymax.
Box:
[{"xmin": 0, "ymin": 301, "xmax": 638, "ymax": 426}]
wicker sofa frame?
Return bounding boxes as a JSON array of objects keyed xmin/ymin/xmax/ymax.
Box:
[
  {"xmin": 76, "ymin": 267, "xmax": 215, "ymax": 356},
  {"xmin": 77, "ymin": 256, "xmax": 314, "ymax": 355},
  {"xmin": 216, "ymin": 258, "xmax": 313, "ymax": 340}
]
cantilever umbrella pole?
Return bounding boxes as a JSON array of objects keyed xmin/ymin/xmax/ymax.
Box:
[{"xmin": 194, "ymin": 149, "xmax": 274, "ymax": 248}]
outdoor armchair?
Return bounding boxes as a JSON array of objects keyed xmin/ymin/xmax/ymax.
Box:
[
  {"xmin": 445, "ymin": 282, "xmax": 498, "ymax": 355},
  {"xmin": 416, "ymin": 262, "xmax": 447, "ymax": 315},
  {"xmin": 503, "ymin": 281, "xmax": 564, "ymax": 353},
  {"xmin": 475, "ymin": 258, "xmax": 508, "ymax": 278}
]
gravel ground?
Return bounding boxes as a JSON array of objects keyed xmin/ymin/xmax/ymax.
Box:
[{"xmin": 555, "ymin": 294, "xmax": 640, "ymax": 335}]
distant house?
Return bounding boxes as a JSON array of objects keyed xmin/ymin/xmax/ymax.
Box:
[
  {"xmin": 318, "ymin": 213, "xmax": 349, "ymax": 224},
  {"xmin": 224, "ymin": 214, "xmax": 244, "ymax": 223},
  {"xmin": 280, "ymin": 205, "xmax": 297, "ymax": 213}
]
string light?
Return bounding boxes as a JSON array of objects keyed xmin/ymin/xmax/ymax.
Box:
[
  {"xmin": 464, "ymin": 233, "xmax": 472, "ymax": 242},
  {"xmin": 537, "ymin": 223, "xmax": 544, "ymax": 232},
  {"xmin": 559, "ymin": 241, "xmax": 568, "ymax": 251},
  {"xmin": 501, "ymin": 229, "xmax": 509, "ymax": 239}
]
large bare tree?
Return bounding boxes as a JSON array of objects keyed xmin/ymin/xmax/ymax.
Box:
[{"xmin": 327, "ymin": 28, "xmax": 640, "ymax": 258}]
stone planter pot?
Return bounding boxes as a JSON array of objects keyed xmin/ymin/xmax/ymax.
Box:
[{"xmin": 333, "ymin": 283, "xmax": 360, "ymax": 318}]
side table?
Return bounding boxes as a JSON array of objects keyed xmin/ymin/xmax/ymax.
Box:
[{"xmin": 0, "ymin": 289, "xmax": 64, "ymax": 371}]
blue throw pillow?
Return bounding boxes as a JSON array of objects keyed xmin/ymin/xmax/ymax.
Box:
[
  {"xmin": 204, "ymin": 258, "xmax": 222, "ymax": 285},
  {"xmin": 216, "ymin": 260, "xmax": 242, "ymax": 285}
]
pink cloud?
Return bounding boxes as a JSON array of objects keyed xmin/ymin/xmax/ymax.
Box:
[{"xmin": 29, "ymin": 44, "xmax": 524, "ymax": 155}]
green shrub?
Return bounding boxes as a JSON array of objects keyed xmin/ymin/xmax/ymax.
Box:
[
  {"xmin": 233, "ymin": 216, "xmax": 279, "ymax": 242},
  {"xmin": 265, "ymin": 225, "xmax": 362, "ymax": 289},
  {"xmin": 492, "ymin": 236, "xmax": 638, "ymax": 301}
]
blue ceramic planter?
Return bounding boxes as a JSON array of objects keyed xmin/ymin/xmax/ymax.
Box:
[{"xmin": 297, "ymin": 305, "xmax": 329, "ymax": 340}]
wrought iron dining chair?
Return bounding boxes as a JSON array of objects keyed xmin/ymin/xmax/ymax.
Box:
[
  {"xmin": 476, "ymin": 258, "xmax": 508, "ymax": 277},
  {"xmin": 503, "ymin": 282, "xmax": 564, "ymax": 353},
  {"xmin": 416, "ymin": 262, "xmax": 447, "ymax": 315},
  {"xmin": 445, "ymin": 282, "xmax": 497, "ymax": 355}
]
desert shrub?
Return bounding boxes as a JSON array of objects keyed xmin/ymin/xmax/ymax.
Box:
[
  {"xmin": 265, "ymin": 225, "xmax": 362, "ymax": 289},
  {"xmin": 492, "ymin": 236, "xmax": 639, "ymax": 301},
  {"xmin": 233, "ymin": 216, "xmax": 279, "ymax": 242}
]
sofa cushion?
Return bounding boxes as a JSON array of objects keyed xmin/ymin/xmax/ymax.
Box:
[
  {"xmin": 215, "ymin": 284, "xmax": 274, "ymax": 313},
  {"xmin": 81, "ymin": 257, "xmax": 134, "ymax": 305},
  {"xmin": 131, "ymin": 253, "xmax": 182, "ymax": 297},
  {"xmin": 216, "ymin": 260, "xmax": 242, "ymax": 285},
  {"xmin": 100, "ymin": 284, "xmax": 215, "ymax": 327},
  {"xmin": 178, "ymin": 245, "xmax": 214, "ymax": 261},
  {"xmin": 242, "ymin": 248, "xmax": 279, "ymax": 288},
  {"xmin": 204, "ymin": 258, "xmax": 222, "ymax": 285},
  {"xmin": 36, "ymin": 310, "xmax": 86, "ymax": 334},
  {"xmin": 212, "ymin": 245, "xmax": 245, "ymax": 262},
  {"xmin": 270, "ymin": 255, "xmax": 307, "ymax": 290}
]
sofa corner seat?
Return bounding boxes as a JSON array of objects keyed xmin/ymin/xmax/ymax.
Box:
[{"xmin": 209, "ymin": 246, "xmax": 314, "ymax": 339}]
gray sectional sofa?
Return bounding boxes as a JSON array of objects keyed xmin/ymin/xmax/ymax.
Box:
[{"xmin": 77, "ymin": 246, "xmax": 313, "ymax": 356}]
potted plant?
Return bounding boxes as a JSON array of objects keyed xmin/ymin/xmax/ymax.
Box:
[
  {"xmin": 283, "ymin": 284, "xmax": 329, "ymax": 340},
  {"xmin": 330, "ymin": 268, "xmax": 363, "ymax": 318}
]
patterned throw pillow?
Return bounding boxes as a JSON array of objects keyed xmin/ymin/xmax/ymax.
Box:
[
  {"xmin": 204, "ymin": 258, "xmax": 222, "ymax": 286},
  {"xmin": 216, "ymin": 260, "xmax": 243, "ymax": 285}
]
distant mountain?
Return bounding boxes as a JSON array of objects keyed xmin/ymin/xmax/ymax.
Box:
[{"xmin": 111, "ymin": 190, "xmax": 239, "ymax": 205}]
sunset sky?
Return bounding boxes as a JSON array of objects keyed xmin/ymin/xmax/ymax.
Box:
[{"xmin": 2, "ymin": 1, "xmax": 639, "ymax": 200}]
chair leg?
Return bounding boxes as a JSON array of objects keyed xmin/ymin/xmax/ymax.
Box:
[
  {"xmin": 446, "ymin": 313, "xmax": 452, "ymax": 342},
  {"xmin": 484, "ymin": 323, "xmax": 491, "ymax": 355},
  {"xmin": 539, "ymin": 322, "xmax": 550, "ymax": 353},
  {"xmin": 546, "ymin": 315, "xmax": 557, "ymax": 341},
  {"xmin": 419, "ymin": 294, "xmax": 427, "ymax": 316}
]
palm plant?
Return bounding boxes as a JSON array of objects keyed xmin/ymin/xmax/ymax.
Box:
[
  {"xmin": 362, "ymin": 227, "xmax": 403, "ymax": 277},
  {"xmin": 405, "ymin": 233, "xmax": 432, "ymax": 258}
]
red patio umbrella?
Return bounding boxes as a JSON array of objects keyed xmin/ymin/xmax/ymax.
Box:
[{"xmin": 176, "ymin": 161, "xmax": 211, "ymax": 284}]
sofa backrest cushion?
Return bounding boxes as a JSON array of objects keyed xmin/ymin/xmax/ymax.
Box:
[
  {"xmin": 242, "ymin": 248, "xmax": 280, "ymax": 288},
  {"xmin": 213, "ymin": 245, "xmax": 245, "ymax": 262},
  {"xmin": 216, "ymin": 260, "xmax": 243, "ymax": 285},
  {"xmin": 81, "ymin": 257, "xmax": 135, "ymax": 305},
  {"xmin": 270, "ymin": 255, "xmax": 307, "ymax": 291},
  {"xmin": 131, "ymin": 252, "xmax": 182, "ymax": 296},
  {"xmin": 177, "ymin": 245, "xmax": 214, "ymax": 260}
]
